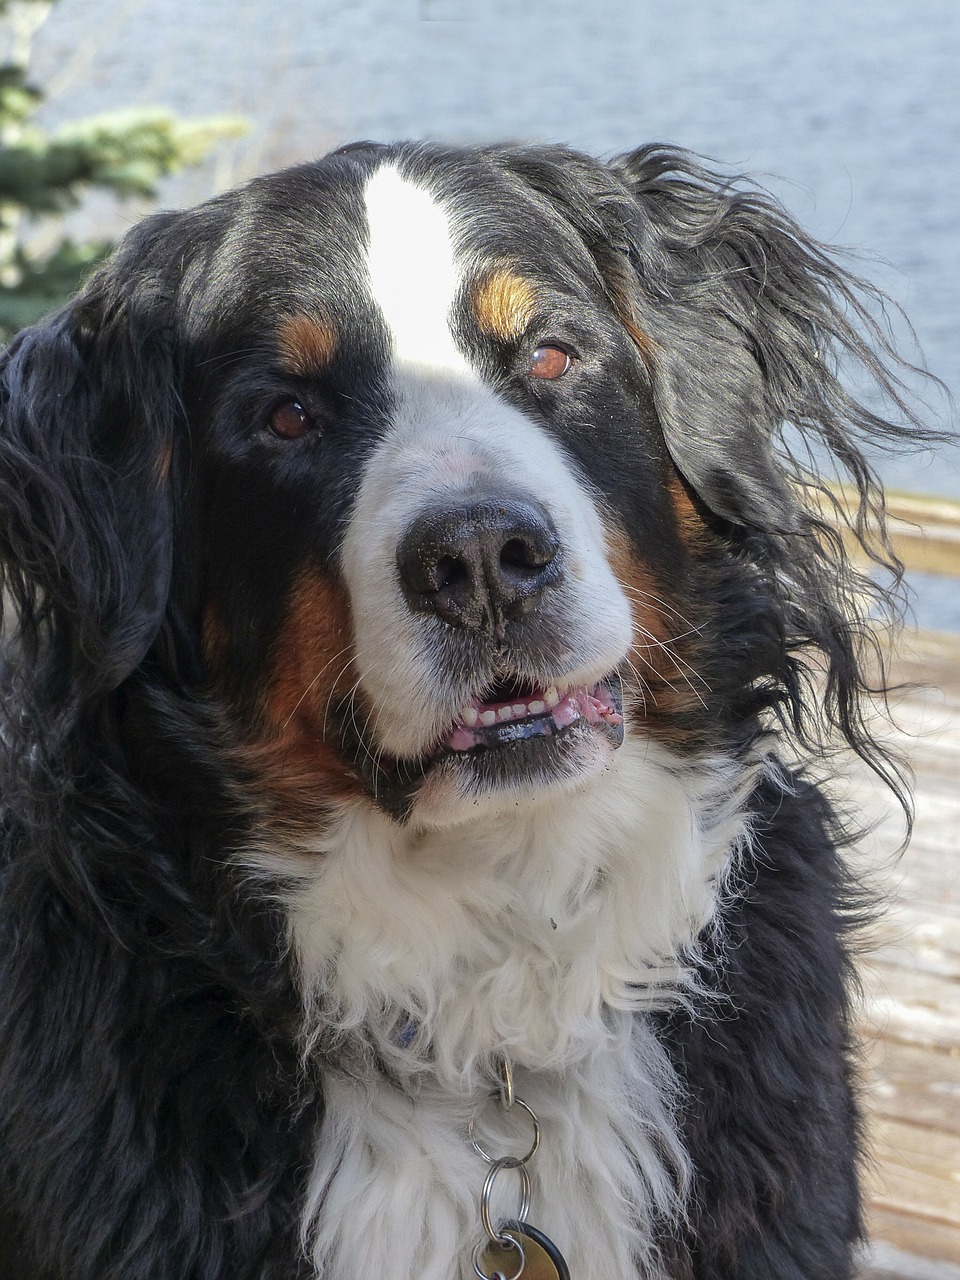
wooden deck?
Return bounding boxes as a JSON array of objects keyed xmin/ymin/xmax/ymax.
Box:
[{"xmin": 852, "ymin": 629, "xmax": 960, "ymax": 1279}]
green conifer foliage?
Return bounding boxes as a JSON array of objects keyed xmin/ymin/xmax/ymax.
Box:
[{"xmin": 0, "ymin": 0, "xmax": 244, "ymax": 339}]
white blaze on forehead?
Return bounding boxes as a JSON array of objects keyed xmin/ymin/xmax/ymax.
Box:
[{"xmin": 362, "ymin": 164, "xmax": 467, "ymax": 371}]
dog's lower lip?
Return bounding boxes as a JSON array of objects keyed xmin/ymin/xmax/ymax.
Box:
[{"xmin": 439, "ymin": 680, "xmax": 623, "ymax": 755}]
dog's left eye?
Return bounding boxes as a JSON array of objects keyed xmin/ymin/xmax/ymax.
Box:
[
  {"xmin": 268, "ymin": 400, "xmax": 313, "ymax": 440},
  {"xmin": 529, "ymin": 345, "xmax": 572, "ymax": 380}
]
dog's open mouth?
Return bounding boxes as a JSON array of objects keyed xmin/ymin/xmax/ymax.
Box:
[
  {"xmin": 340, "ymin": 674, "xmax": 625, "ymax": 821},
  {"xmin": 438, "ymin": 679, "xmax": 624, "ymax": 756}
]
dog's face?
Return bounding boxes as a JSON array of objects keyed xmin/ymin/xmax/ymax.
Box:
[
  {"xmin": 7, "ymin": 142, "xmax": 899, "ymax": 833},
  {"xmin": 183, "ymin": 148, "xmax": 719, "ymax": 826}
]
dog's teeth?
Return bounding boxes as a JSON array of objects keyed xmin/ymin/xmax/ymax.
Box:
[{"xmin": 454, "ymin": 685, "xmax": 582, "ymax": 738}]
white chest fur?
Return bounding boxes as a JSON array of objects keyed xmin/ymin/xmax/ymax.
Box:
[{"xmin": 251, "ymin": 741, "xmax": 754, "ymax": 1279}]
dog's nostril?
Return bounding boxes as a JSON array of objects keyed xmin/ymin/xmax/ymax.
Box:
[
  {"xmin": 434, "ymin": 554, "xmax": 467, "ymax": 591},
  {"xmin": 501, "ymin": 536, "xmax": 550, "ymax": 572},
  {"xmin": 397, "ymin": 496, "xmax": 562, "ymax": 631}
]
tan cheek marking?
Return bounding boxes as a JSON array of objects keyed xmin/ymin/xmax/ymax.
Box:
[
  {"xmin": 241, "ymin": 569, "xmax": 366, "ymax": 816},
  {"xmin": 597, "ymin": 255, "xmax": 659, "ymax": 376},
  {"xmin": 604, "ymin": 522, "xmax": 708, "ymax": 743},
  {"xmin": 155, "ymin": 443, "xmax": 173, "ymax": 486},
  {"xmin": 605, "ymin": 269, "xmax": 712, "ymax": 554},
  {"xmin": 276, "ymin": 314, "xmax": 338, "ymax": 376},
  {"xmin": 610, "ymin": 286, "xmax": 711, "ymax": 554},
  {"xmin": 201, "ymin": 601, "xmax": 230, "ymax": 672},
  {"xmin": 668, "ymin": 474, "xmax": 713, "ymax": 551},
  {"xmin": 472, "ymin": 268, "xmax": 538, "ymax": 342},
  {"xmin": 619, "ymin": 311, "xmax": 659, "ymax": 376}
]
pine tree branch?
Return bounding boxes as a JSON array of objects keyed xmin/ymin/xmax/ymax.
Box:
[
  {"xmin": 0, "ymin": 110, "xmax": 246, "ymax": 212},
  {"xmin": 0, "ymin": 235, "xmax": 105, "ymax": 331}
]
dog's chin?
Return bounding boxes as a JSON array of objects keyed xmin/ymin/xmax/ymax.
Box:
[
  {"xmin": 411, "ymin": 717, "xmax": 624, "ymax": 828},
  {"xmin": 350, "ymin": 680, "xmax": 625, "ymax": 827}
]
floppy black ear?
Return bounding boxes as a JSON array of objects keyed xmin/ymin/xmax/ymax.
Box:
[
  {"xmin": 605, "ymin": 145, "xmax": 920, "ymax": 532},
  {"xmin": 0, "ymin": 212, "xmax": 184, "ymax": 725}
]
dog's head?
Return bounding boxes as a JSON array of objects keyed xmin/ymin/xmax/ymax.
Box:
[{"xmin": 0, "ymin": 143, "xmax": 922, "ymax": 829}]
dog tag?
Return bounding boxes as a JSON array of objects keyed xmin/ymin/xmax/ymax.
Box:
[{"xmin": 479, "ymin": 1222, "xmax": 571, "ymax": 1280}]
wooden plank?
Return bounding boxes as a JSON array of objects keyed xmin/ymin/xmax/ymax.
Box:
[
  {"xmin": 878, "ymin": 845, "xmax": 960, "ymax": 918},
  {"xmin": 862, "ymin": 1237, "xmax": 960, "ymax": 1278},
  {"xmin": 865, "ymin": 1115, "xmax": 960, "ymax": 1234},
  {"xmin": 853, "ymin": 628, "xmax": 960, "ymax": 1269},
  {"xmin": 862, "ymin": 1037, "xmax": 960, "ymax": 1136},
  {"xmin": 885, "ymin": 628, "xmax": 960, "ymax": 697},
  {"xmin": 885, "ymin": 506, "xmax": 960, "ymax": 578},
  {"xmin": 866, "ymin": 1207, "xmax": 960, "ymax": 1268},
  {"xmin": 861, "ymin": 960, "xmax": 960, "ymax": 1051},
  {"xmin": 867, "ymin": 905, "xmax": 960, "ymax": 979}
]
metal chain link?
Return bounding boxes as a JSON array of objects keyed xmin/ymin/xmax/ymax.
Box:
[{"xmin": 470, "ymin": 1057, "xmax": 539, "ymax": 1280}]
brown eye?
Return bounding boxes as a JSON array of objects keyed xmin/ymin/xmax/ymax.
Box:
[
  {"xmin": 529, "ymin": 345, "xmax": 572, "ymax": 380},
  {"xmin": 268, "ymin": 400, "xmax": 312, "ymax": 440}
]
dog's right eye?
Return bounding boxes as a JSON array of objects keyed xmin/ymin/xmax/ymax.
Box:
[{"xmin": 268, "ymin": 399, "xmax": 313, "ymax": 440}]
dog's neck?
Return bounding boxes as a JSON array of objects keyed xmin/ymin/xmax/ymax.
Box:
[{"xmin": 251, "ymin": 738, "xmax": 755, "ymax": 1089}]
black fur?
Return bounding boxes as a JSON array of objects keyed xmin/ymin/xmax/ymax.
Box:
[
  {"xmin": 655, "ymin": 775, "xmax": 866, "ymax": 1279},
  {"xmin": 0, "ymin": 142, "xmax": 938, "ymax": 1278}
]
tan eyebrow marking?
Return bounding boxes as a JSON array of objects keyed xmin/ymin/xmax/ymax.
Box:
[
  {"xmin": 276, "ymin": 314, "xmax": 339, "ymax": 376},
  {"xmin": 472, "ymin": 268, "xmax": 538, "ymax": 342}
]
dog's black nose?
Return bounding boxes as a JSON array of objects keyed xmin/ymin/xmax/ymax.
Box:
[{"xmin": 397, "ymin": 496, "xmax": 562, "ymax": 630}]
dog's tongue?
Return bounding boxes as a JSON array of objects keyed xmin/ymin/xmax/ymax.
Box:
[{"xmin": 445, "ymin": 684, "xmax": 622, "ymax": 752}]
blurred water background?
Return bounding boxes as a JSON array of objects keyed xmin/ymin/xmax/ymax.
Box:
[{"xmin": 23, "ymin": 0, "xmax": 960, "ymax": 625}]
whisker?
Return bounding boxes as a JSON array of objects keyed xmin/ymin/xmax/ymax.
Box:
[
  {"xmin": 344, "ymin": 679, "xmax": 384, "ymax": 780},
  {"xmin": 633, "ymin": 624, "xmax": 711, "ymax": 687},
  {"xmin": 629, "ymin": 634, "xmax": 710, "ymax": 710},
  {"xmin": 619, "ymin": 659, "xmax": 651, "ymax": 714},
  {"xmin": 321, "ymin": 661, "xmax": 364, "ymax": 741},
  {"xmin": 280, "ymin": 646, "xmax": 358, "ymax": 731},
  {"xmin": 629, "ymin": 629, "xmax": 709, "ymax": 692},
  {"xmin": 618, "ymin": 582, "xmax": 700, "ymax": 630}
]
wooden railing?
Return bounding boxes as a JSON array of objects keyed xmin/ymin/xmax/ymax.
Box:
[
  {"xmin": 876, "ymin": 490, "xmax": 960, "ymax": 577},
  {"xmin": 829, "ymin": 487, "xmax": 960, "ymax": 578}
]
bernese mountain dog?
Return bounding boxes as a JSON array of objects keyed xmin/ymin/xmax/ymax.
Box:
[{"xmin": 0, "ymin": 142, "xmax": 930, "ymax": 1279}]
